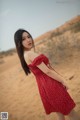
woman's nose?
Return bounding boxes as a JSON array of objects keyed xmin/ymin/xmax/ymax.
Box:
[{"xmin": 27, "ymin": 38, "xmax": 30, "ymax": 41}]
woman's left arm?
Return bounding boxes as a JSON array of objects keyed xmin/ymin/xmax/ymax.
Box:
[{"xmin": 47, "ymin": 63, "xmax": 69, "ymax": 90}]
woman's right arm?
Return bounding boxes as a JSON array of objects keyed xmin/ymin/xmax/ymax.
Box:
[
  {"xmin": 38, "ymin": 63, "xmax": 68, "ymax": 89},
  {"xmin": 47, "ymin": 62, "xmax": 66, "ymax": 80},
  {"xmin": 46, "ymin": 69, "xmax": 65, "ymax": 84},
  {"xmin": 36, "ymin": 62, "xmax": 68, "ymax": 87}
]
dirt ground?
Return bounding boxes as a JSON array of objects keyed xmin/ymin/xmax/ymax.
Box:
[{"xmin": 0, "ymin": 52, "xmax": 80, "ymax": 120}]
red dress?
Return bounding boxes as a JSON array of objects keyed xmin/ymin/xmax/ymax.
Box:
[{"xmin": 28, "ymin": 54, "xmax": 76, "ymax": 115}]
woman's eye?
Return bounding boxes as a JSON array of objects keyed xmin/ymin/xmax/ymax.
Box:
[
  {"xmin": 22, "ymin": 38, "xmax": 25, "ymax": 41},
  {"xmin": 22, "ymin": 36, "xmax": 31, "ymax": 40},
  {"xmin": 28, "ymin": 35, "xmax": 31, "ymax": 38}
]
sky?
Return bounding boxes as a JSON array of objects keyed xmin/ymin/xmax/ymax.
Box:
[{"xmin": 0, "ymin": 0, "xmax": 80, "ymax": 51}]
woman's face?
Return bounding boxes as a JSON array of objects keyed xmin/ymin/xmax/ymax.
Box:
[{"xmin": 22, "ymin": 32, "xmax": 33, "ymax": 50}]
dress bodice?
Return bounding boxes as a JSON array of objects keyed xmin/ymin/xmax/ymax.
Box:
[{"xmin": 28, "ymin": 54, "xmax": 49, "ymax": 75}]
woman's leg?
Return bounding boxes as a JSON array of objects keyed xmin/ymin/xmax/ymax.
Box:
[
  {"xmin": 68, "ymin": 109, "xmax": 80, "ymax": 120},
  {"xmin": 45, "ymin": 114, "xmax": 49, "ymax": 120},
  {"xmin": 44, "ymin": 112, "xmax": 65, "ymax": 120},
  {"xmin": 56, "ymin": 112, "xmax": 65, "ymax": 120}
]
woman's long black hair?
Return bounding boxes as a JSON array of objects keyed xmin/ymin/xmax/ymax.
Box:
[{"xmin": 14, "ymin": 29, "xmax": 35, "ymax": 75}]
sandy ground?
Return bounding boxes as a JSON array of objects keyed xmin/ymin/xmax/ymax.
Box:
[{"xmin": 0, "ymin": 52, "xmax": 80, "ymax": 120}]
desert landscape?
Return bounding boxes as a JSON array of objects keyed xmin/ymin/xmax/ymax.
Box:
[{"xmin": 0, "ymin": 15, "xmax": 80, "ymax": 120}]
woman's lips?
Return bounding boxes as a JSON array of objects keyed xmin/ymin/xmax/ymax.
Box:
[{"xmin": 28, "ymin": 43, "xmax": 32, "ymax": 45}]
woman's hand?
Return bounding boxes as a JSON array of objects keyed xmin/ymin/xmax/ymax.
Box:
[{"xmin": 61, "ymin": 82, "xmax": 69, "ymax": 90}]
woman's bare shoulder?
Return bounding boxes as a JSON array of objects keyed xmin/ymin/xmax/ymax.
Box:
[
  {"xmin": 24, "ymin": 51, "xmax": 30, "ymax": 64},
  {"xmin": 24, "ymin": 50, "xmax": 41, "ymax": 64},
  {"xmin": 28, "ymin": 51, "xmax": 41, "ymax": 61}
]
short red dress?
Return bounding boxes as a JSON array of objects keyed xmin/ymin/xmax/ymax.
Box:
[{"xmin": 28, "ymin": 54, "xmax": 76, "ymax": 115}]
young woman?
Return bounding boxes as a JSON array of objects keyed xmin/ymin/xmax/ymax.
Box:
[{"xmin": 14, "ymin": 29, "xmax": 80, "ymax": 120}]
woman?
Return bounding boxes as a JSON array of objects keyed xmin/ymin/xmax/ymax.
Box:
[{"xmin": 14, "ymin": 29, "xmax": 80, "ymax": 120}]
